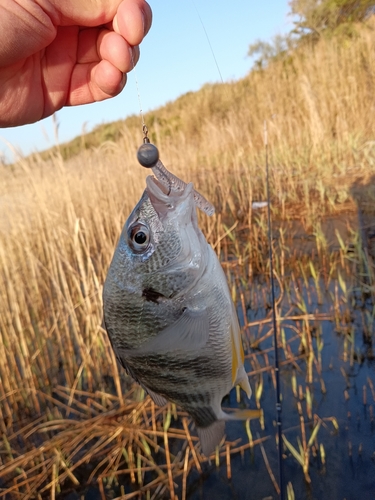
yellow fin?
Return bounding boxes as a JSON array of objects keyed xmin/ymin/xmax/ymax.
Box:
[
  {"xmin": 230, "ymin": 303, "xmax": 246, "ymax": 385},
  {"xmin": 231, "ymin": 333, "xmax": 238, "ymax": 384},
  {"xmin": 240, "ymin": 335, "xmax": 245, "ymax": 363},
  {"xmin": 239, "ymin": 377, "xmax": 251, "ymax": 397}
]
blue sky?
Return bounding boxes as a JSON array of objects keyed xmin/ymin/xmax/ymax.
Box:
[{"xmin": 0, "ymin": 0, "xmax": 291, "ymax": 162}]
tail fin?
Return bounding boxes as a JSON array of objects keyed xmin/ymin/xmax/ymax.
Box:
[
  {"xmin": 196, "ymin": 409, "xmax": 262, "ymax": 456},
  {"xmin": 196, "ymin": 420, "xmax": 226, "ymax": 456}
]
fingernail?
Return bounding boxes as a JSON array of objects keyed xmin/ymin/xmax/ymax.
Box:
[
  {"xmin": 141, "ymin": 6, "xmax": 152, "ymax": 36},
  {"xmin": 129, "ymin": 46, "xmax": 135, "ymax": 68},
  {"xmin": 140, "ymin": 8, "xmax": 146, "ymax": 35},
  {"xmin": 131, "ymin": 46, "xmax": 140, "ymax": 68},
  {"xmin": 120, "ymin": 73, "xmax": 127, "ymax": 90},
  {"xmin": 113, "ymin": 14, "xmax": 120, "ymax": 34}
]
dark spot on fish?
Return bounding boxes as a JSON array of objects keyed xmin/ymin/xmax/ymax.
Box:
[{"xmin": 142, "ymin": 287, "xmax": 166, "ymax": 303}]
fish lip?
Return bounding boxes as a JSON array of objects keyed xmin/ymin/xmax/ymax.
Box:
[{"xmin": 145, "ymin": 175, "xmax": 193, "ymax": 209}]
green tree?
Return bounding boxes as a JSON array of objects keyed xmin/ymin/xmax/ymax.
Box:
[
  {"xmin": 248, "ymin": 34, "xmax": 297, "ymax": 69},
  {"xmin": 248, "ymin": 0, "xmax": 375, "ymax": 68},
  {"xmin": 290, "ymin": 0, "xmax": 375, "ymax": 40}
]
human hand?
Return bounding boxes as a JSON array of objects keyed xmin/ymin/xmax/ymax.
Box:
[{"xmin": 0, "ymin": 0, "xmax": 152, "ymax": 127}]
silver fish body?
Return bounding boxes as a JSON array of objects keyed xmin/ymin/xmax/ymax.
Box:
[{"xmin": 103, "ymin": 175, "xmax": 255, "ymax": 455}]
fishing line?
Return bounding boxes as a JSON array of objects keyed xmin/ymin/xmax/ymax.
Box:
[
  {"xmin": 264, "ymin": 121, "xmax": 285, "ymax": 499},
  {"xmin": 130, "ymin": 52, "xmax": 173, "ymax": 194},
  {"xmin": 130, "ymin": 51, "xmax": 149, "ymax": 142},
  {"xmin": 190, "ymin": 0, "xmax": 225, "ymax": 85}
]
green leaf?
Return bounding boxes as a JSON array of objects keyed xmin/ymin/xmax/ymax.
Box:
[
  {"xmin": 163, "ymin": 406, "xmax": 171, "ymax": 432},
  {"xmin": 338, "ymin": 270, "xmax": 347, "ymax": 296},
  {"xmin": 307, "ymin": 421, "xmax": 321, "ymax": 448},
  {"xmin": 309, "ymin": 260, "xmax": 317, "ymax": 280}
]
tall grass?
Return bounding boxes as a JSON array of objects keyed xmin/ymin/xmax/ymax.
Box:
[{"xmin": 1, "ymin": 19, "xmax": 375, "ymax": 497}]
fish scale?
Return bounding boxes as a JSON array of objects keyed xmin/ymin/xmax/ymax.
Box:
[{"xmin": 103, "ymin": 170, "xmax": 259, "ymax": 456}]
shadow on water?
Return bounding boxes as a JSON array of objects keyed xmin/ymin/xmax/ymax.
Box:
[{"xmin": 350, "ymin": 173, "xmax": 375, "ymax": 270}]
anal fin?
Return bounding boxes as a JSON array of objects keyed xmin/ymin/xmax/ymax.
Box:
[{"xmin": 234, "ymin": 365, "xmax": 252, "ymax": 399}]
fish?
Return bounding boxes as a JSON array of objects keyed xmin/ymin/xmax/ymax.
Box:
[{"xmin": 103, "ymin": 166, "xmax": 260, "ymax": 456}]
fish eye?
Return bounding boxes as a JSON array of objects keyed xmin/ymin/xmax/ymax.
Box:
[
  {"xmin": 128, "ymin": 223, "xmax": 151, "ymax": 253},
  {"xmin": 134, "ymin": 231, "xmax": 147, "ymax": 244}
]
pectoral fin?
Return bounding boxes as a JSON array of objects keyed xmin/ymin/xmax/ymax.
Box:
[{"xmin": 130, "ymin": 307, "xmax": 210, "ymax": 354}]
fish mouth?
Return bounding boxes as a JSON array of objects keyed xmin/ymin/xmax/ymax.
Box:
[{"xmin": 145, "ymin": 175, "xmax": 194, "ymax": 218}]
